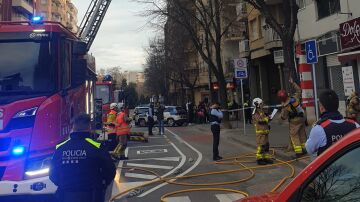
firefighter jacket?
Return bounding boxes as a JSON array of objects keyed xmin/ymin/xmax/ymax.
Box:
[
  {"xmin": 116, "ymin": 111, "xmax": 130, "ymax": 136},
  {"xmin": 281, "ymin": 82, "xmax": 305, "ymax": 122},
  {"xmin": 49, "ymin": 132, "xmax": 116, "ymax": 200},
  {"xmin": 106, "ymin": 110, "xmax": 117, "ymax": 133},
  {"xmin": 347, "ymin": 95, "xmax": 360, "ymax": 121},
  {"xmin": 252, "ymin": 109, "xmax": 270, "ymax": 135}
]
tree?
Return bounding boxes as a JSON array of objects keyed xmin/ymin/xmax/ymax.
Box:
[
  {"xmin": 107, "ymin": 67, "xmax": 124, "ymax": 89},
  {"xmin": 244, "ymin": 0, "xmax": 300, "ymax": 89},
  {"xmin": 124, "ymin": 82, "xmax": 139, "ymax": 108},
  {"xmin": 139, "ymin": 0, "xmax": 241, "ymax": 127}
]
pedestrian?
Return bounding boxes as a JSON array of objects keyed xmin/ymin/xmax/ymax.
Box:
[
  {"xmin": 306, "ymin": 90, "xmax": 359, "ymax": 158},
  {"xmin": 186, "ymin": 101, "xmax": 194, "ymax": 124},
  {"xmin": 105, "ymin": 103, "xmax": 118, "ymax": 150},
  {"xmin": 252, "ymin": 98, "xmax": 273, "ymax": 165},
  {"xmin": 244, "ymin": 98, "xmax": 252, "ymax": 124},
  {"xmin": 147, "ymin": 103, "xmax": 155, "ymax": 136},
  {"xmin": 209, "ymin": 102, "xmax": 223, "ymax": 161},
  {"xmin": 156, "ymin": 102, "xmax": 165, "ymax": 135},
  {"xmin": 49, "ymin": 114, "xmax": 116, "ymax": 202},
  {"xmin": 112, "ymin": 105, "xmax": 130, "ymax": 160},
  {"xmin": 278, "ymin": 77, "xmax": 307, "ymax": 158},
  {"xmin": 346, "ymin": 91, "xmax": 360, "ymax": 123}
]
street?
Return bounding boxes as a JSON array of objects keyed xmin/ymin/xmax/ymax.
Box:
[{"xmin": 107, "ymin": 124, "xmax": 308, "ymax": 202}]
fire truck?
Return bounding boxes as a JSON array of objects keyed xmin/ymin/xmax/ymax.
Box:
[
  {"xmin": 95, "ymin": 77, "xmax": 115, "ymax": 123},
  {"xmin": 0, "ymin": 0, "xmax": 112, "ymax": 197}
]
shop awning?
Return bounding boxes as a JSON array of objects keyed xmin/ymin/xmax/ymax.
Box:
[{"xmin": 338, "ymin": 50, "xmax": 360, "ymax": 62}]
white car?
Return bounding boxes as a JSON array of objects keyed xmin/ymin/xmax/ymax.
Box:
[{"xmin": 164, "ymin": 106, "xmax": 188, "ymax": 126}]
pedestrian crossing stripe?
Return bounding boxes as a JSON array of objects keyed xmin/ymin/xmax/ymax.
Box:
[{"xmin": 126, "ymin": 163, "xmax": 173, "ymax": 170}]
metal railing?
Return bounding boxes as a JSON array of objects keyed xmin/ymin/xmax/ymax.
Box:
[{"xmin": 264, "ymin": 27, "xmax": 281, "ymax": 43}]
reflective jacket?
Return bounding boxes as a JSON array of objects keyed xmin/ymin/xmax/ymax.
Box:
[
  {"xmin": 252, "ymin": 109, "xmax": 270, "ymax": 135},
  {"xmin": 106, "ymin": 110, "xmax": 117, "ymax": 133},
  {"xmin": 116, "ymin": 111, "xmax": 130, "ymax": 135},
  {"xmin": 281, "ymin": 82, "xmax": 305, "ymax": 122},
  {"xmin": 49, "ymin": 132, "xmax": 116, "ymax": 202}
]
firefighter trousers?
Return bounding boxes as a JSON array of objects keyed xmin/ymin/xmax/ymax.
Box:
[
  {"xmin": 256, "ymin": 133, "xmax": 270, "ymax": 160},
  {"xmin": 112, "ymin": 135, "xmax": 128, "ymax": 158},
  {"xmin": 289, "ymin": 118, "xmax": 307, "ymax": 154}
]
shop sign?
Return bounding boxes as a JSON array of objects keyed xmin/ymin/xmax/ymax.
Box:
[{"xmin": 340, "ymin": 17, "xmax": 360, "ymax": 50}]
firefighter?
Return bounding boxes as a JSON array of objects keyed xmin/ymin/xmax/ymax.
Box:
[
  {"xmin": 346, "ymin": 91, "xmax": 360, "ymax": 123},
  {"xmin": 252, "ymin": 98, "xmax": 273, "ymax": 165},
  {"xmin": 106, "ymin": 103, "xmax": 118, "ymax": 150},
  {"xmin": 278, "ymin": 77, "xmax": 307, "ymax": 158},
  {"xmin": 50, "ymin": 114, "xmax": 116, "ymax": 202},
  {"xmin": 112, "ymin": 104, "xmax": 130, "ymax": 160},
  {"xmin": 306, "ymin": 90, "xmax": 359, "ymax": 158}
]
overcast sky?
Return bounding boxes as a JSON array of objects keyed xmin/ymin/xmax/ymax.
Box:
[{"xmin": 73, "ymin": 0, "xmax": 156, "ymax": 72}]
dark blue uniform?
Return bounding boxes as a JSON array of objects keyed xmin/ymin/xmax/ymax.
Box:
[{"xmin": 50, "ymin": 132, "xmax": 116, "ymax": 202}]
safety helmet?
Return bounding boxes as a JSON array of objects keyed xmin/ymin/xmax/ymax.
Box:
[
  {"xmin": 252, "ymin": 98, "xmax": 263, "ymax": 107},
  {"xmin": 110, "ymin": 103, "xmax": 118, "ymax": 110},
  {"xmin": 277, "ymin": 89, "xmax": 288, "ymax": 102}
]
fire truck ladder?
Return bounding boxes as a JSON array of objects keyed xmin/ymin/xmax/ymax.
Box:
[{"xmin": 78, "ymin": 0, "xmax": 112, "ymax": 51}]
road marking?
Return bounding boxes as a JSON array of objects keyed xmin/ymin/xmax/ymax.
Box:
[
  {"xmin": 166, "ymin": 196, "xmax": 191, "ymax": 202},
  {"xmin": 139, "ymin": 129, "xmax": 203, "ymax": 197},
  {"xmin": 124, "ymin": 173, "xmax": 157, "ymax": 180},
  {"xmin": 128, "ymin": 144, "xmax": 171, "ymax": 149},
  {"xmin": 126, "ymin": 163, "xmax": 173, "ymax": 170},
  {"xmin": 125, "ymin": 147, "xmax": 129, "ymax": 158},
  {"xmin": 215, "ymin": 193, "xmax": 245, "ymax": 202},
  {"xmin": 138, "ymin": 142, "xmax": 186, "ymax": 197},
  {"xmin": 126, "ymin": 156, "xmax": 181, "ymax": 162},
  {"xmin": 137, "ymin": 149, "xmax": 168, "ymax": 155}
]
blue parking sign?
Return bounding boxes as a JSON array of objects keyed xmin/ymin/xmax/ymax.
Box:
[
  {"xmin": 235, "ymin": 68, "xmax": 247, "ymax": 79},
  {"xmin": 305, "ymin": 40, "xmax": 318, "ymax": 64}
]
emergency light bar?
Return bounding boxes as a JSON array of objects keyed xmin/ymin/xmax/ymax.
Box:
[{"xmin": 31, "ymin": 16, "xmax": 44, "ymax": 25}]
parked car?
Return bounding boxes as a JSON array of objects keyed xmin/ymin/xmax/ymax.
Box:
[
  {"xmin": 237, "ymin": 128, "xmax": 360, "ymax": 202},
  {"xmin": 133, "ymin": 107, "xmax": 150, "ymax": 127},
  {"xmin": 164, "ymin": 106, "xmax": 188, "ymax": 126}
]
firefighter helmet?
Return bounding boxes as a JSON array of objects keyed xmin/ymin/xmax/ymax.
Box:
[
  {"xmin": 277, "ymin": 89, "xmax": 288, "ymax": 102},
  {"xmin": 110, "ymin": 103, "xmax": 118, "ymax": 110},
  {"xmin": 252, "ymin": 98, "xmax": 263, "ymax": 107}
]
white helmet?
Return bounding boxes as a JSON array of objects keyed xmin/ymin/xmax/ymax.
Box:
[
  {"xmin": 110, "ymin": 103, "xmax": 118, "ymax": 110},
  {"xmin": 252, "ymin": 98, "xmax": 263, "ymax": 107}
]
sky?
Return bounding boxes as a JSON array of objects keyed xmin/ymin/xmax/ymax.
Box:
[{"xmin": 73, "ymin": 0, "xmax": 157, "ymax": 72}]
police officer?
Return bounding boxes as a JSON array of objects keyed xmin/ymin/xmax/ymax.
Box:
[
  {"xmin": 210, "ymin": 102, "xmax": 223, "ymax": 161},
  {"xmin": 346, "ymin": 91, "xmax": 360, "ymax": 123},
  {"xmin": 252, "ymin": 98, "xmax": 273, "ymax": 165},
  {"xmin": 50, "ymin": 114, "xmax": 116, "ymax": 202},
  {"xmin": 278, "ymin": 77, "xmax": 307, "ymax": 158},
  {"xmin": 306, "ymin": 90, "xmax": 359, "ymax": 158}
]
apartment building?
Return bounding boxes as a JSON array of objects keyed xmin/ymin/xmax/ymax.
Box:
[
  {"xmin": 0, "ymin": 0, "xmax": 34, "ymax": 21},
  {"xmin": 36, "ymin": 0, "xmax": 78, "ymax": 33},
  {"xmin": 295, "ymin": 0, "xmax": 360, "ymax": 115}
]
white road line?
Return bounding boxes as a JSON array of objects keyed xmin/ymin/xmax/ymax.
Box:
[
  {"xmin": 128, "ymin": 144, "xmax": 171, "ymax": 149},
  {"xmin": 166, "ymin": 196, "xmax": 191, "ymax": 202},
  {"xmin": 124, "ymin": 173, "xmax": 157, "ymax": 180},
  {"xmin": 139, "ymin": 129, "xmax": 203, "ymax": 197},
  {"xmin": 126, "ymin": 163, "xmax": 173, "ymax": 170},
  {"xmin": 111, "ymin": 161, "xmax": 124, "ymax": 195},
  {"xmin": 125, "ymin": 147, "xmax": 129, "ymax": 158},
  {"xmin": 126, "ymin": 156, "xmax": 181, "ymax": 162},
  {"xmin": 138, "ymin": 142, "xmax": 186, "ymax": 197},
  {"xmin": 215, "ymin": 193, "xmax": 245, "ymax": 202}
]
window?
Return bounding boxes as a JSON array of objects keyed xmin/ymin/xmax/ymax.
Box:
[
  {"xmin": 301, "ymin": 146, "xmax": 360, "ymax": 201},
  {"xmin": 250, "ymin": 19, "xmax": 259, "ymax": 40},
  {"xmin": 61, "ymin": 41, "xmax": 71, "ymax": 89},
  {"xmin": 317, "ymin": 0, "xmax": 340, "ymax": 19}
]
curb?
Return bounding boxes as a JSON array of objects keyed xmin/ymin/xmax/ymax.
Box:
[{"xmin": 227, "ymin": 135, "xmax": 309, "ymax": 169}]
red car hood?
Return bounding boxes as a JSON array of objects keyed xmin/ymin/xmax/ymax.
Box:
[{"xmin": 236, "ymin": 192, "xmax": 280, "ymax": 202}]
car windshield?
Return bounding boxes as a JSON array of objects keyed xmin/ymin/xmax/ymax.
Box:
[
  {"xmin": 95, "ymin": 84, "xmax": 111, "ymax": 104},
  {"xmin": 0, "ymin": 41, "xmax": 56, "ymax": 103},
  {"xmin": 137, "ymin": 108, "xmax": 148, "ymax": 114}
]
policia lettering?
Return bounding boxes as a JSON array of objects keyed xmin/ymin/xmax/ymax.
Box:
[{"xmin": 280, "ymin": 82, "xmax": 307, "ymax": 156}]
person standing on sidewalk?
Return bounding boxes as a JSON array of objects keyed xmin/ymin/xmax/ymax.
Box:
[
  {"xmin": 147, "ymin": 103, "xmax": 155, "ymax": 136},
  {"xmin": 306, "ymin": 90, "xmax": 359, "ymax": 158},
  {"xmin": 252, "ymin": 98, "xmax": 273, "ymax": 165},
  {"xmin": 278, "ymin": 77, "xmax": 307, "ymax": 158},
  {"xmin": 156, "ymin": 102, "xmax": 165, "ymax": 135},
  {"xmin": 210, "ymin": 102, "xmax": 223, "ymax": 161}
]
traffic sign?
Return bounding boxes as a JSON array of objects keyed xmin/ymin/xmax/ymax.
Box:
[
  {"xmin": 235, "ymin": 68, "xmax": 247, "ymax": 79},
  {"xmin": 234, "ymin": 58, "xmax": 247, "ymax": 68},
  {"xmin": 305, "ymin": 40, "xmax": 318, "ymax": 64}
]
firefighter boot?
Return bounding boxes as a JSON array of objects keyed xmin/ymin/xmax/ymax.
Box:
[{"xmin": 257, "ymin": 159, "xmax": 267, "ymax": 165}]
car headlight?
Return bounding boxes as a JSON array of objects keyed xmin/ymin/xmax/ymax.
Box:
[
  {"xmin": 25, "ymin": 155, "xmax": 52, "ymax": 179},
  {"xmin": 13, "ymin": 107, "xmax": 38, "ymax": 118}
]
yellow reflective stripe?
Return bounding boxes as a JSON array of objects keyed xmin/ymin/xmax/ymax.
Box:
[
  {"xmin": 256, "ymin": 130, "xmax": 269, "ymax": 134},
  {"xmin": 85, "ymin": 138, "xmax": 101, "ymax": 149},
  {"xmin": 56, "ymin": 139, "xmax": 70, "ymax": 149},
  {"xmin": 264, "ymin": 117, "xmax": 269, "ymax": 123}
]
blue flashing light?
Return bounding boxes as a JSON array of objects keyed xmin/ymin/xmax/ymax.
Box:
[
  {"xmin": 31, "ymin": 16, "xmax": 43, "ymax": 24},
  {"xmin": 12, "ymin": 146, "xmax": 25, "ymax": 156}
]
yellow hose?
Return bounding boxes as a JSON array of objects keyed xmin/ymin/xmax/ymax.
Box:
[{"xmin": 109, "ymin": 153, "xmax": 309, "ymax": 202}]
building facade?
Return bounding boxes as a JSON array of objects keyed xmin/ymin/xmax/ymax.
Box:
[{"xmin": 0, "ymin": 0, "xmax": 34, "ymax": 21}]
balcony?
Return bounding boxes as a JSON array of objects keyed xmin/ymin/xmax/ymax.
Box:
[
  {"xmin": 239, "ymin": 39, "xmax": 250, "ymax": 57},
  {"xmin": 12, "ymin": 0, "xmax": 33, "ymax": 15},
  {"xmin": 236, "ymin": 3, "xmax": 247, "ymax": 20},
  {"xmin": 264, "ymin": 27, "xmax": 282, "ymax": 50},
  {"xmin": 225, "ymin": 21, "xmax": 246, "ymax": 41}
]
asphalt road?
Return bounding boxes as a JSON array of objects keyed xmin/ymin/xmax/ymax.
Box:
[{"xmin": 107, "ymin": 124, "xmax": 304, "ymax": 202}]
